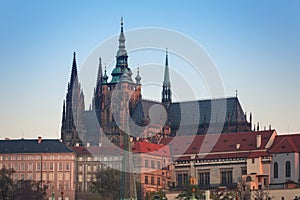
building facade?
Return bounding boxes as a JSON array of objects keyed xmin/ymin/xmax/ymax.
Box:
[
  {"xmin": 159, "ymin": 130, "xmax": 276, "ymax": 191},
  {"xmin": 0, "ymin": 137, "xmax": 76, "ymax": 200}
]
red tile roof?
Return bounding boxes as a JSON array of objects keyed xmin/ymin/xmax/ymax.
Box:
[
  {"xmin": 71, "ymin": 146, "xmax": 91, "ymax": 155},
  {"xmin": 160, "ymin": 130, "xmax": 275, "ymax": 156},
  {"xmin": 72, "ymin": 142, "xmax": 171, "ymax": 157},
  {"xmin": 132, "ymin": 141, "xmax": 171, "ymax": 157},
  {"xmin": 248, "ymin": 151, "xmax": 268, "ymax": 158},
  {"xmin": 269, "ymin": 134, "xmax": 300, "ymax": 154}
]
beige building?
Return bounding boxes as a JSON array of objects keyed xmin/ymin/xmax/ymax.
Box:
[
  {"xmin": 160, "ymin": 130, "xmax": 276, "ymax": 191},
  {"xmin": 0, "ymin": 137, "xmax": 76, "ymax": 200}
]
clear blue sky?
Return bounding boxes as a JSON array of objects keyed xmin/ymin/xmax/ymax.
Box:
[{"xmin": 0, "ymin": 0, "xmax": 299, "ymax": 139}]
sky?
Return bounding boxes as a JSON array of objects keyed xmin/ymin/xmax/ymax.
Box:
[{"xmin": 0, "ymin": 0, "xmax": 299, "ymax": 139}]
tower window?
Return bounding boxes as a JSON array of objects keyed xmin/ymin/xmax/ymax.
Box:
[
  {"xmin": 274, "ymin": 162, "xmax": 278, "ymax": 178},
  {"xmin": 286, "ymin": 161, "xmax": 291, "ymax": 178}
]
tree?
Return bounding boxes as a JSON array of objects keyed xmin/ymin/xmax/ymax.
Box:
[
  {"xmin": 145, "ymin": 189, "xmax": 167, "ymax": 200},
  {"xmin": 90, "ymin": 167, "xmax": 121, "ymax": 200},
  {"xmin": 210, "ymin": 190, "xmax": 236, "ymax": 200},
  {"xmin": 0, "ymin": 168, "xmax": 47, "ymax": 200},
  {"xmin": 252, "ymin": 189, "xmax": 271, "ymax": 200},
  {"xmin": 175, "ymin": 177, "xmax": 204, "ymax": 200},
  {"xmin": 0, "ymin": 168, "xmax": 15, "ymax": 200},
  {"xmin": 12, "ymin": 180, "xmax": 48, "ymax": 200}
]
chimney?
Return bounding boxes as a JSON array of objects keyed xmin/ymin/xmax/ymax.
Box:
[
  {"xmin": 236, "ymin": 144, "xmax": 241, "ymax": 150},
  {"xmin": 87, "ymin": 142, "xmax": 90, "ymax": 147},
  {"xmin": 38, "ymin": 136, "xmax": 42, "ymax": 144},
  {"xmin": 75, "ymin": 143, "xmax": 80, "ymax": 147},
  {"xmin": 5, "ymin": 137, "xmax": 10, "ymax": 140},
  {"xmin": 256, "ymin": 134, "xmax": 261, "ymax": 148}
]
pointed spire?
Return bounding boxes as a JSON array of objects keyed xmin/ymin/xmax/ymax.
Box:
[
  {"xmin": 117, "ymin": 17, "xmax": 127, "ymax": 58},
  {"xmin": 97, "ymin": 57, "xmax": 103, "ymax": 84},
  {"xmin": 121, "ymin": 16, "xmax": 124, "ymax": 33},
  {"xmin": 135, "ymin": 67, "xmax": 141, "ymax": 84},
  {"xmin": 162, "ymin": 48, "xmax": 171, "ymax": 107},
  {"xmin": 103, "ymin": 64, "xmax": 108, "ymax": 83},
  {"xmin": 70, "ymin": 52, "xmax": 78, "ymax": 85},
  {"xmin": 163, "ymin": 48, "xmax": 170, "ymax": 87}
]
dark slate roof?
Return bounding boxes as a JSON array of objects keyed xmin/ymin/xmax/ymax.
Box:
[
  {"xmin": 0, "ymin": 139, "xmax": 74, "ymax": 154},
  {"xmin": 130, "ymin": 97, "xmax": 249, "ymax": 135},
  {"xmin": 168, "ymin": 97, "xmax": 248, "ymax": 131}
]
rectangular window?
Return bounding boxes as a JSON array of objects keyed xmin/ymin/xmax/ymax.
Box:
[
  {"xmin": 145, "ymin": 159, "xmax": 149, "ymax": 168},
  {"xmin": 50, "ymin": 163, "xmax": 53, "ymax": 170},
  {"xmin": 241, "ymin": 167, "xmax": 247, "ymax": 175},
  {"xmin": 49, "ymin": 173, "xmax": 54, "ymax": 181},
  {"xmin": 151, "ymin": 160, "xmax": 155, "ymax": 168},
  {"xmin": 220, "ymin": 170, "xmax": 233, "ymax": 185},
  {"xmin": 14, "ymin": 163, "xmax": 19, "ymax": 170},
  {"xmin": 66, "ymin": 163, "xmax": 70, "ymax": 171},
  {"xmin": 199, "ymin": 172, "xmax": 210, "ymax": 185},
  {"xmin": 157, "ymin": 177, "xmax": 161, "ymax": 186},
  {"xmin": 177, "ymin": 173, "xmax": 188, "ymax": 187},
  {"xmin": 28, "ymin": 163, "xmax": 33, "ymax": 171},
  {"xmin": 79, "ymin": 175, "xmax": 83, "ymax": 182},
  {"xmin": 21, "ymin": 174, "xmax": 25, "ymax": 180},
  {"xmin": 37, "ymin": 163, "xmax": 41, "ymax": 171},
  {"xmin": 59, "ymin": 163, "xmax": 63, "ymax": 171},
  {"xmin": 157, "ymin": 161, "xmax": 161, "ymax": 169},
  {"xmin": 151, "ymin": 176, "xmax": 155, "ymax": 185},
  {"xmin": 43, "ymin": 163, "xmax": 47, "ymax": 170},
  {"xmin": 145, "ymin": 176, "xmax": 148, "ymax": 184}
]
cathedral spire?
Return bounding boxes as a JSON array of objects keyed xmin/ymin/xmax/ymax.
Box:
[
  {"xmin": 96, "ymin": 57, "xmax": 103, "ymax": 84},
  {"xmin": 70, "ymin": 52, "xmax": 78, "ymax": 86},
  {"xmin": 162, "ymin": 48, "xmax": 171, "ymax": 107},
  {"xmin": 117, "ymin": 17, "xmax": 127, "ymax": 58},
  {"xmin": 163, "ymin": 48, "xmax": 170, "ymax": 87}
]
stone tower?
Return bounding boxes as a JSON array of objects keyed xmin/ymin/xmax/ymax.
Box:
[
  {"xmin": 61, "ymin": 53, "xmax": 85, "ymax": 146},
  {"xmin": 95, "ymin": 18, "xmax": 142, "ymax": 146}
]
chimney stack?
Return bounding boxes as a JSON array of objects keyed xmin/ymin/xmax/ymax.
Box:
[
  {"xmin": 256, "ymin": 134, "xmax": 261, "ymax": 148},
  {"xmin": 38, "ymin": 136, "xmax": 42, "ymax": 144}
]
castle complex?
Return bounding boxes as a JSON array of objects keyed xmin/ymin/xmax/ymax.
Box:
[{"xmin": 61, "ymin": 19, "xmax": 252, "ymax": 147}]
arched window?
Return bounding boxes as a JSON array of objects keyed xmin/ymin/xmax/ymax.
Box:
[
  {"xmin": 286, "ymin": 161, "xmax": 291, "ymax": 177},
  {"xmin": 274, "ymin": 162, "xmax": 278, "ymax": 178}
]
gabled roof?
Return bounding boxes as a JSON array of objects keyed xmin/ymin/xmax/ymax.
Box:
[
  {"xmin": 71, "ymin": 146, "xmax": 92, "ymax": 155},
  {"xmin": 132, "ymin": 141, "xmax": 171, "ymax": 157},
  {"xmin": 130, "ymin": 97, "xmax": 251, "ymax": 135},
  {"xmin": 167, "ymin": 97, "xmax": 249, "ymax": 131},
  {"xmin": 0, "ymin": 139, "xmax": 73, "ymax": 154},
  {"xmin": 269, "ymin": 134, "xmax": 300, "ymax": 154},
  {"xmin": 160, "ymin": 130, "xmax": 275, "ymax": 156}
]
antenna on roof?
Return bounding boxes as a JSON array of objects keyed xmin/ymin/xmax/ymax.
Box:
[{"xmin": 235, "ymin": 90, "xmax": 238, "ymax": 98}]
